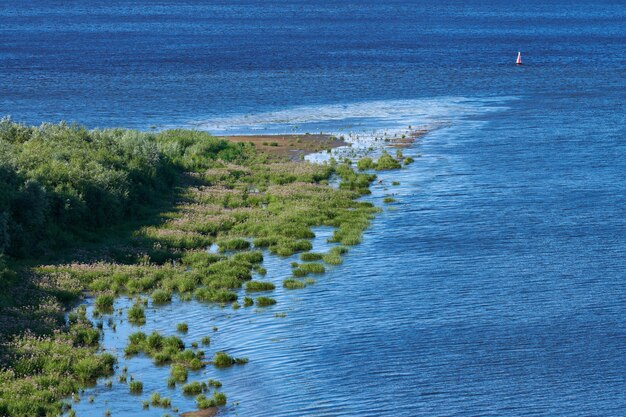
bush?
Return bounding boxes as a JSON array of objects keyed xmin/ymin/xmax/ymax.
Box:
[
  {"xmin": 375, "ymin": 151, "xmax": 401, "ymax": 170},
  {"xmin": 244, "ymin": 281, "xmax": 275, "ymax": 292},
  {"xmin": 357, "ymin": 157, "xmax": 376, "ymax": 170},
  {"xmin": 170, "ymin": 364, "xmax": 188, "ymax": 383},
  {"xmin": 255, "ymin": 296, "xmax": 276, "ymax": 307}
]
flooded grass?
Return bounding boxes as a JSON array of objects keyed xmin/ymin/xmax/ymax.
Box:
[
  {"xmin": 255, "ymin": 296, "xmax": 277, "ymax": 307},
  {"xmin": 244, "ymin": 281, "xmax": 276, "ymax": 292},
  {"xmin": 283, "ymin": 279, "xmax": 306, "ymax": 289},
  {"xmin": 300, "ymin": 252, "xmax": 324, "ymax": 261},
  {"xmin": 129, "ymin": 380, "xmax": 143, "ymax": 394}
]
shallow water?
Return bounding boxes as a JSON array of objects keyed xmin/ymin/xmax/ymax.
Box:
[{"xmin": 2, "ymin": 1, "xmax": 625, "ymax": 416}]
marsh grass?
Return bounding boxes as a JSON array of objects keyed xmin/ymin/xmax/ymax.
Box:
[
  {"xmin": 182, "ymin": 381, "xmax": 205, "ymax": 395},
  {"xmin": 213, "ymin": 351, "xmax": 248, "ymax": 368},
  {"xmin": 283, "ymin": 279, "xmax": 306, "ymax": 289},
  {"xmin": 95, "ymin": 293, "xmax": 114, "ymax": 313},
  {"xmin": 255, "ymin": 296, "xmax": 277, "ymax": 307},
  {"xmin": 127, "ymin": 302, "xmax": 146, "ymax": 325},
  {"xmin": 383, "ymin": 197, "xmax": 396, "ymax": 204},
  {"xmin": 176, "ymin": 322, "xmax": 188, "ymax": 333},
  {"xmin": 300, "ymin": 252, "xmax": 323, "ymax": 261},
  {"xmin": 129, "ymin": 380, "xmax": 143, "ymax": 394},
  {"xmin": 151, "ymin": 289, "xmax": 172, "ymax": 304},
  {"xmin": 245, "ymin": 281, "xmax": 275, "ymax": 292}
]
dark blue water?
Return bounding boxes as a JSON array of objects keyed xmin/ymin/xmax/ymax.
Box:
[{"xmin": 2, "ymin": 1, "xmax": 625, "ymax": 416}]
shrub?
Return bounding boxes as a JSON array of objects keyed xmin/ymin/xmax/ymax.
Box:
[
  {"xmin": 255, "ymin": 296, "xmax": 276, "ymax": 307},
  {"xmin": 170, "ymin": 364, "xmax": 188, "ymax": 383},
  {"xmin": 357, "ymin": 157, "xmax": 376, "ymax": 170},
  {"xmin": 375, "ymin": 151, "xmax": 401, "ymax": 170},
  {"xmin": 244, "ymin": 281, "xmax": 275, "ymax": 292}
]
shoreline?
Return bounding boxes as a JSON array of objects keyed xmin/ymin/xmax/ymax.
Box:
[{"xmin": 0, "ymin": 122, "xmax": 405, "ymax": 417}]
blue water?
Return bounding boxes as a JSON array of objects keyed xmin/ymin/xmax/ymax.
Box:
[{"xmin": 2, "ymin": 1, "xmax": 625, "ymax": 416}]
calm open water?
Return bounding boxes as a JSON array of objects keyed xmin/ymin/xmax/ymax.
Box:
[{"xmin": 2, "ymin": 1, "xmax": 625, "ymax": 416}]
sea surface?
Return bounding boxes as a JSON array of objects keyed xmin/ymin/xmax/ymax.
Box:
[{"xmin": 2, "ymin": 1, "xmax": 625, "ymax": 416}]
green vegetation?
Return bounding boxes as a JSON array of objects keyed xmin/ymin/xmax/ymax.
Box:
[
  {"xmin": 0, "ymin": 308, "xmax": 115, "ymax": 416},
  {"xmin": 255, "ymin": 296, "xmax": 277, "ymax": 307},
  {"xmin": 151, "ymin": 289, "xmax": 172, "ymax": 304},
  {"xmin": 322, "ymin": 246, "xmax": 347, "ymax": 265},
  {"xmin": 127, "ymin": 302, "xmax": 146, "ymax": 325},
  {"xmin": 293, "ymin": 262, "xmax": 325, "ymax": 276},
  {"xmin": 207, "ymin": 379, "xmax": 222, "ymax": 388},
  {"xmin": 283, "ymin": 279, "xmax": 306, "ymax": 289},
  {"xmin": 196, "ymin": 391, "xmax": 227, "ymax": 408},
  {"xmin": 300, "ymin": 252, "xmax": 323, "ymax": 261},
  {"xmin": 176, "ymin": 322, "xmax": 188, "ymax": 333},
  {"xmin": 375, "ymin": 151, "xmax": 402, "ymax": 170},
  {"xmin": 357, "ymin": 157, "xmax": 376, "ymax": 170},
  {"xmin": 213, "ymin": 351, "xmax": 248, "ymax": 368},
  {"xmin": 392, "ymin": 181, "xmax": 400, "ymax": 186},
  {"xmin": 356, "ymin": 151, "xmax": 402, "ymax": 171},
  {"xmin": 150, "ymin": 392, "xmax": 172, "ymax": 408},
  {"xmin": 0, "ymin": 121, "xmax": 399, "ymax": 416},
  {"xmin": 95, "ymin": 293, "xmax": 115, "ymax": 313},
  {"xmin": 244, "ymin": 281, "xmax": 275, "ymax": 292},
  {"xmin": 383, "ymin": 197, "xmax": 396, "ymax": 204},
  {"xmin": 182, "ymin": 381, "xmax": 205, "ymax": 395},
  {"xmin": 404, "ymin": 156, "xmax": 415, "ymax": 165},
  {"xmin": 201, "ymin": 336, "xmax": 211, "ymax": 346},
  {"xmin": 129, "ymin": 380, "xmax": 143, "ymax": 394}
]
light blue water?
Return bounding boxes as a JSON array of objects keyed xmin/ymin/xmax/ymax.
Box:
[{"xmin": 2, "ymin": 1, "xmax": 625, "ymax": 416}]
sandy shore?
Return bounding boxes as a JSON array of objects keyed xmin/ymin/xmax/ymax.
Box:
[{"xmin": 220, "ymin": 134, "xmax": 346, "ymax": 160}]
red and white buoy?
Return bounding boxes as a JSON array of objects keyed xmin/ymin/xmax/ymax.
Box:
[{"xmin": 516, "ymin": 51, "xmax": 522, "ymax": 65}]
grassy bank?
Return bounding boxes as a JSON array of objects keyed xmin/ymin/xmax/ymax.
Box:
[{"xmin": 0, "ymin": 119, "xmax": 404, "ymax": 416}]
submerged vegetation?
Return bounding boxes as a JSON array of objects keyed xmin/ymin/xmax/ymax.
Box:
[{"xmin": 0, "ymin": 119, "xmax": 405, "ymax": 416}]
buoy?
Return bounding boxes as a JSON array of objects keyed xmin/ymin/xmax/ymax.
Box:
[{"xmin": 516, "ymin": 51, "xmax": 522, "ymax": 65}]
